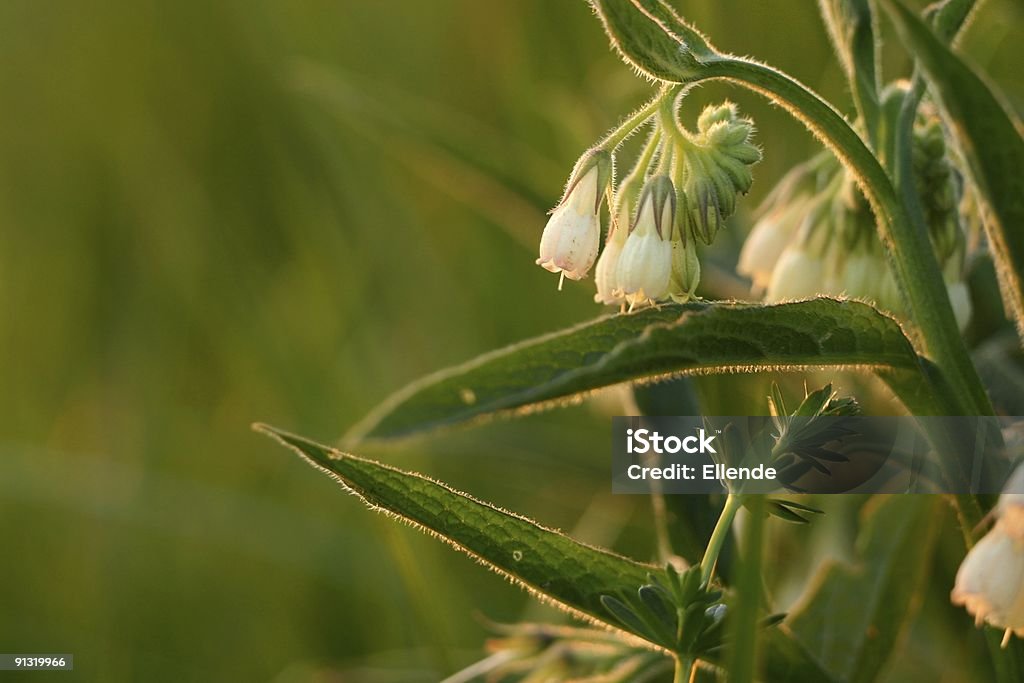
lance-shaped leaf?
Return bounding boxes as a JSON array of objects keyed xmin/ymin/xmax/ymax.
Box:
[
  {"xmin": 346, "ymin": 299, "xmax": 920, "ymax": 443},
  {"xmin": 259, "ymin": 424, "xmax": 840, "ymax": 680},
  {"xmin": 786, "ymin": 495, "xmax": 938, "ymax": 683},
  {"xmin": 880, "ymin": 0, "xmax": 1024, "ymax": 340},
  {"xmin": 255, "ymin": 425, "xmax": 655, "ymax": 631}
]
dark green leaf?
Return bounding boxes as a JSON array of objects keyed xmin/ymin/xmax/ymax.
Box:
[
  {"xmin": 347, "ymin": 300, "xmax": 920, "ymax": 442},
  {"xmin": 786, "ymin": 495, "xmax": 939, "ymax": 683},
  {"xmin": 600, "ymin": 595, "xmax": 657, "ymax": 642},
  {"xmin": 880, "ymin": 0, "xmax": 1024, "ymax": 339},
  {"xmin": 256, "ymin": 425, "xmax": 656, "ymax": 636},
  {"xmin": 588, "ymin": 0, "xmax": 720, "ymax": 82}
]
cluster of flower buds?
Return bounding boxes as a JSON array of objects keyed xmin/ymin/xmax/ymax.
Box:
[
  {"xmin": 682, "ymin": 103, "xmax": 761, "ymax": 244},
  {"xmin": 738, "ymin": 115, "xmax": 972, "ymax": 330},
  {"xmin": 536, "ymin": 94, "xmax": 760, "ymax": 309},
  {"xmin": 952, "ymin": 459, "xmax": 1024, "ymax": 647}
]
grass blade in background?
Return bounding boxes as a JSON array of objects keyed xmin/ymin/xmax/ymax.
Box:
[
  {"xmin": 880, "ymin": 0, "xmax": 1024, "ymax": 339},
  {"xmin": 346, "ymin": 299, "xmax": 920, "ymax": 443}
]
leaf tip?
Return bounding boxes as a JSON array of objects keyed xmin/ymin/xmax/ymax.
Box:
[{"xmin": 252, "ymin": 422, "xmax": 342, "ymax": 468}]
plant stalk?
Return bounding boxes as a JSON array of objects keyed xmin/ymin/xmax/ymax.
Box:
[
  {"xmin": 699, "ymin": 493, "xmax": 743, "ymax": 586},
  {"xmin": 696, "ymin": 57, "xmax": 992, "ymax": 418}
]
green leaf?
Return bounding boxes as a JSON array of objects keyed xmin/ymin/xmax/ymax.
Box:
[
  {"xmin": 347, "ymin": 299, "xmax": 920, "ymax": 443},
  {"xmin": 880, "ymin": 0, "xmax": 1024, "ymax": 340},
  {"xmin": 587, "ymin": 0, "xmax": 720, "ymax": 82},
  {"xmin": 255, "ymin": 425, "xmax": 657, "ymax": 635},
  {"xmin": 785, "ymin": 495, "xmax": 939, "ymax": 683}
]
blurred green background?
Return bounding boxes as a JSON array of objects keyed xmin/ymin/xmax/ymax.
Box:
[{"xmin": 0, "ymin": 1, "xmax": 1021, "ymax": 681}]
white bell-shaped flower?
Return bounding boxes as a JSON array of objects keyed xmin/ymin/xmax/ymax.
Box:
[
  {"xmin": 951, "ymin": 525, "xmax": 1024, "ymax": 641},
  {"xmin": 834, "ymin": 249, "xmax": 876, "ymax": 299},
  {"xmin": 738, "ymin": 201, "xmax": 803, "ymax": 290},
  {"xmin": 594, "ymin": 213, "xmax": 628, "ymax": 306},
  {"xmin": 615, "ymin": 177, "xmax": 675, "ymax": 307},
  {"xmin": 537, "ymin": 156, "xmax": 609, "ymax": 282},
  {"xmin": 765, "ymin": 244, "xmax": 823, "ymax": 302},
  {"xmin": 952, "ymin": 462, "xmax": 1024, "ymax": 645}
]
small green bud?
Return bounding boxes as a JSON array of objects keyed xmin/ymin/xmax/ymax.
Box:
[
  {"xmin": 682, "ymin": 103, "xmax": 761, "ymax": 244},
  {"xmin": 669, "ymin": 232, "xmax": 701, "ymax": 303},
  {"xmin": 684, "ymin": 174, "xmax": 722, "ymax": 244},
  {"xmin": 697, "ymin": 102, "xmax": 739, "ymax": 132}
]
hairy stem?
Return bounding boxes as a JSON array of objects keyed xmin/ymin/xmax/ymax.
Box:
[
  {"xmin": 599, "ymin": 86, "xmax": 680, "ymax": 151},
  {"xmin": 695, "ymin": 57, "xmax": 991, "ymax": 417}
]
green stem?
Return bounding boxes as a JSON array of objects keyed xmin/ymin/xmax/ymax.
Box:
[
  {"xmin": 696, "ymin": 57, "xmax": 992, "ymax": 417},
  {"xmin": 599, "ymin": 87, "xmax": 678, "ymax": 151},
  {"xmin": 673, "ymin": 656, "xmax": 693, "ymax": 683},
  {"xmin": 727, "ymin": 494, "xmax": 765, "ymax": 683},
  {"xmin": 699, "ymin": 493, "xmax": 743, "ymax": 586}
]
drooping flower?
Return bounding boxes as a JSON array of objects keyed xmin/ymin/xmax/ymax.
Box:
[
  {"xmin": 738, "ymin": 200, "xmax": 807, "ymax": 291},
  {"xmin": 536, "ymin": 151, "xmax": 611, "ymax": 283},
  {"xmin": 951, "ymin": 526, "xmax": 1024, "ymax": 643},
  {"xmin": 952, "ymin": 463, "xmax": 1024, "ymax": 646},
  {"xmin": 765, "ymin": 244, "xmax": 824, "ymax": 302},
  {"xmin": 616, "ymin": 176, "xmax": 675, "ymax": 307},
  {"xmin": 594, "ymin": 214, "xmax": 628, "ymax": 306},
  {"xmin": 764, "ymin": 199, "xmax": 831, "ymax": 302}
]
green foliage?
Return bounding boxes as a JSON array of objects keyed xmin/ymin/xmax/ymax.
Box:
[
  {"xmin": 588, "ymin": 0, "xmax": 719, "ymax": 81},
  {"xmin": 786, "ymin": 496, "xmax": 939, "ymax": 683},
  {"xmin": 256, "ymin": 425, "xmax": 659, "ymax": 634},
  {"xmin": 4, "ymin": 0, "xmax": 1021, "ymax": 680},
  {"xmin": 818, "ymin": 0, "xmax": 880, "ymax": 139},
  {"xmin": 880, "ymin": 0, "xmax": 1024, "ymax": 340},
  {"xmin": 348, "ymin": 300, "xmax": 919, "ymax": 442}
]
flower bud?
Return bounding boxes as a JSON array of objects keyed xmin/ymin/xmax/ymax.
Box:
[
  {"xmin": 536, "ymin": 151, "xmax": 612, "ymax": 282},
  {"xmin": 669, "ymin": 233, "xmax": 701, "ymax": 303},
  {"xmin": 684, "ymin": 103, "xmax": 761, "ymax": 245},
  {"xmin": 684, "ymin": 173, "xmax": 723, "ymax": 244},
  {"xmin": 616, "ymin": 176, "xmax": 675, "ymax": 306},
  {"xmin": 594, "ymin": 219, "xmax": 628, "ymax": 306}
]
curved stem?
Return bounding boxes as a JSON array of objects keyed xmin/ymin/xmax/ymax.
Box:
[
  {"xmin": 599, "ymin": 85, "xmax": 681, "ymax": 151},
  {"xmin": 699, "ymin": 492, "xmax": 743, "ymax": 586},
  {"xmin": 697, "ymin": 57, "xmax": 992, "ymax": 417}
]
